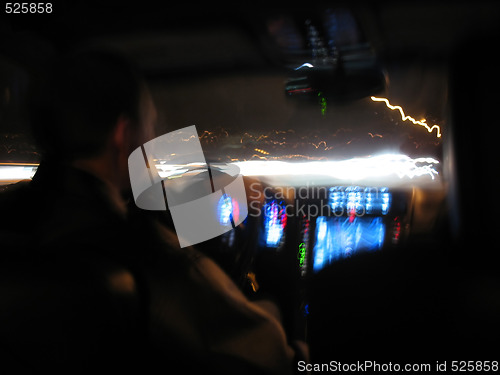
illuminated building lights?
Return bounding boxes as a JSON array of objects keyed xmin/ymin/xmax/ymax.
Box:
[
  {"xmin": 330, "ymin": 186, "xmax": 391, "ymax": 216},
  {"xmin": 299, "ymin": 217, "xmax": 310, "ymax": 276},
  {"xmin": 254, "ymin": 148, "xmax": 270, "ymax": 155},
  {"xmin": 263, "ymin": 200, "xmax": 287, "ymax": 247},
  {"xmin": 313, "ymin": 217, "xmax": 328, "ymax": 272},
  {"xmin": 370, "ymin": 96, "xmax": 442, "ymax": 138},
  {"xmin": 381, "ymin": 188, "xmax": 390, "ymax": 215},
  {"xmin": 298, "ymin": 242, "xmax": 306, "ymax": 267},
  {"xmin": 392, "ymin": 216, "xmax": 402, "ymax": 244},
  {"xmin": 318, "ymin": 92, "xmax": 327, "ymax": 116},
  {"xmin": 217, "ymin": 194, "xmax": 239, "ymax": 227},
  {"xmin": 313, "ymin": 216, "xmax": 386, "ymax": 272},
  {"xmin": 330, "ymin": 186, "xmax": 345, "ymax": 214},
  {"xmin": 218, "ymin": 194, "xmax": 233, "ymax": 226}
]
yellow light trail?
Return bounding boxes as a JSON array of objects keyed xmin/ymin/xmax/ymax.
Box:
[
  {"xmin": 370, "ymin": 96, "xmax": 442, "ymax": 138},
  {"xmin": 254, "ymin": 148, "xmax": 270, "ymax": 155}
]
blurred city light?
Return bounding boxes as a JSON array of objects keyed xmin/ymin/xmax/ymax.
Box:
[
  {"xmin": 232, "ymin": 154, "xmax": 439, "ymax": 180},
  {"xmin": 371, "ymin": 96, "xmax": 442, "ymax": 138}
]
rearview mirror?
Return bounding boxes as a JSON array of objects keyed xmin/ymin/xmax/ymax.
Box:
[
  {"xmin": 263, "ymin": 8, "xmax": 386, "ymax": 102},
  {"xmin": 285, "ymin": 42, "xmax": 385, "ymax": 101}
]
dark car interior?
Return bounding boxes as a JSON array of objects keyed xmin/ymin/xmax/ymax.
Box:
[{"xmin": 2, "ymin": 1, "xmax": 500, "ymax": 369}]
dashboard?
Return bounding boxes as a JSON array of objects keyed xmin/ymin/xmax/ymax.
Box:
[
  {"xmin": 249, "ymin": 184, "xmax": 410, "ymax": 274},
  {"xmin": 188, "ymin": 159, "xmax": 447, "ymax": 348},
  {"xmin": 187, "ymin": 154, "xmax": 447, "ymax": 300}
]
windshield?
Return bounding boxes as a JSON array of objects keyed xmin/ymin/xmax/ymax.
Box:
[
  {"xmin": 153, "ymin": 65, "xmax": 445, "ymax": 159},
  {"xmin": 147, "ymin": 58, "xmax": 445, "ymax": 189}
]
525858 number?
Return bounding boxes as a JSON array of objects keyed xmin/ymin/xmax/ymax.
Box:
[
  {"xmin": 451, "ymin": 361, "xmax": 498, "ymax": 372},
  {"xmin": 5, "ymin": 3, "xmax": 52, "ymax": 14}
]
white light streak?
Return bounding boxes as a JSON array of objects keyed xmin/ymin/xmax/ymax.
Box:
[
  {"xmin": 232, "ymin": 154, "xmax": 439, "ymax": 180},
  {"xmin": 294, "ymin": 63, "xmax": 314, "ymax": 70},
  {"xmin": 0, "ymin": 164, "xmax": 37, "ymax": 184},
  {"xmin": 0, "ymin": 154, "xmax": 440, "ymax": 186}
]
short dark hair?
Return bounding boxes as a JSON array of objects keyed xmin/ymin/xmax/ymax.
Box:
[{"xmin": 31, "ymin": 49, "xmax": 145, "ymax": 161}]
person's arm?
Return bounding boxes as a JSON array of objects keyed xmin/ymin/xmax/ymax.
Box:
[
  {"xmin": 140, "ymin": 218, "xmax": 308, "ymax": 373},
  {"xmin": 191, "ymin": 254, "xmax": 297, "ymax": 373}
]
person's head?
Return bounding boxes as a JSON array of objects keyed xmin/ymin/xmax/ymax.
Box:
[{"xmin": 31, "ymin": 48, "xmax": 156, "ymax": 190}]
